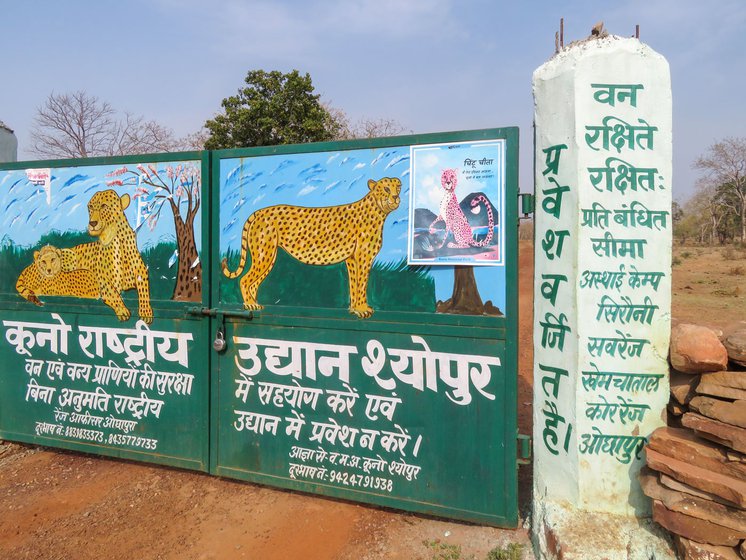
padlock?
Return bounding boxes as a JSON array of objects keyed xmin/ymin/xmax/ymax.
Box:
[{"xmin": 213, "ymin": 326, "xmax": 226, "ymax": 352}]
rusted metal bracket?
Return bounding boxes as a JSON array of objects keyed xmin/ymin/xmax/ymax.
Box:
[
  {"xmin": 187, "ymin": 306, "xmax": 255, "ymax": 321},
  {"xmin": 519, "ymin": 192, "xmax": 534, "ymax": 220},
  {"xmin": 517, "ymin": 434, "xmax": 532, "ymax": 465}
]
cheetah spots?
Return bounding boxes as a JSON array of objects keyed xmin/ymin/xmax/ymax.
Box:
[
  {"xmin": 222, "ymin": 177, "xmax": 401, "ymax": 318},
  {"xmin": 17, "ymin": 189, "xmax": 153, "ymax": 323}
]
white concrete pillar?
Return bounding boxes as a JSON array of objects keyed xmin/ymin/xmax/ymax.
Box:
[{"xmin": 532, "ymin": 34, "xmax": 672, "ymax": 526}]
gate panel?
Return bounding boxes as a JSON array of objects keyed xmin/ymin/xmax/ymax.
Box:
[
  {"xmin": 0, "ymin": 154, "xmax": 211, "ymax": 471},
  {"xmin": 211, "ymin": 129, "xmax": 519, "ymax": 525}
]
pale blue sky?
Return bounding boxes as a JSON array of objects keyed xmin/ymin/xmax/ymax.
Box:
[{"xmin": 1, "ymin": 0, "xmax": 744, "ymax": 202}]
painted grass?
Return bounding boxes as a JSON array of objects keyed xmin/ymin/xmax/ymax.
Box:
[
  {"xmin": 0, "ymin": 231, "xmax": 180, "ymax": 303},
  {"xmin": 219, "ymin": 247, "xmax": 436, "ymax": 312}
]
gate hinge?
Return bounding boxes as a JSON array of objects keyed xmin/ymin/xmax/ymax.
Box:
[
  {"xmin": 518, "ymin": 192, "xmax": 534, "ymax": 219},
  {"xmin": 517, "ymin": 433, "xmax": 532, "ymax": 465}
]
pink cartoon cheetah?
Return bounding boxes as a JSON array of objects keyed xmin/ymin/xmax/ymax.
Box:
[{"xmin": 429, "ymin": 168, "xmax": 494, "ymax": 249}]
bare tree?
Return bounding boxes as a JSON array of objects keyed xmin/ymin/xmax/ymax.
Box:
[
  {"xmin": 698, "ymin": 183, "xmax": 727, "ymax": 244},
  {"xmin": 348, "ymin": 117, "xmax": 408, "ymax": 139},
  {"xmin": 30, "ymin": 91, "xmax": 188, "ymax": 159},
  {"xmin": 694, "ymin": 137, "xmax": 746, "ymax": 241},
  {"xmin": 676, "ymin": 183, "xmax": 733, "ymax": 245},
  {"xmin": 107, "ymin": 163, "xmax": 202, "ymax": 300},
  {"xmin": 322, "ymin": 103, "xmax": 353, "ymax": 140},
  {"xmin": 323, "ymin": 103, "xmax": 408, "ymax": 141},
  {"xmin": 175, "ymin": 128, "xmax": 209, "ymax": 151}
]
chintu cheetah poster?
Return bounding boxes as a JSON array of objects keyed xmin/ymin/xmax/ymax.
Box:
[{"xmin": 408, "ymin": 140, "xmax": 505, "ymax": 266}]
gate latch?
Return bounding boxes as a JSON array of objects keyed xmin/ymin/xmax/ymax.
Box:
[{"xmin": 186, "ymin": 306, "xmax": 255, "ymax": 320}]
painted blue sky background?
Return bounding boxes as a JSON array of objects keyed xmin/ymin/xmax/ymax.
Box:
[
  {"xmin": 0, "ymin": 161, "xmax": 201, "ymax": 251},
  {"xmin": 0, "ymin": 1, "xmax": 744, "ymax": 205},
  {"xmin": 220, "ymin": 146, "xmax": 506, "ymax": 310},
  {"xmin": 219, "ymin": 147, "xmax": 411, "ymax": 253}
]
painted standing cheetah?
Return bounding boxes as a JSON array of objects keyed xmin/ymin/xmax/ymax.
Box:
[{"xmin": 222, "ymin": 177, "xmax": 401, "ymax": 318}]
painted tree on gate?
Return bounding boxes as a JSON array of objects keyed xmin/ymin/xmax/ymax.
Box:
[{"xmin": 107, "ymin": 163, "xmax": 201, "ymax": 301}]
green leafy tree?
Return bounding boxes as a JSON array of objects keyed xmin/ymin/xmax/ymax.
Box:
[{"xmin": 204, "ymin": 70, "xmax": 342, "ymax": 149}]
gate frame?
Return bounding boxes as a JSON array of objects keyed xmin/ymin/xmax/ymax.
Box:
[
  {"xmin": 207, "ymin": 127, "xmax": 520, "ymax": 526},
  {"xmin": 0, "ymin": 128, "xmax": 520, "ymax": 524},
  {"xmin": 0, "ymin": 151, "xmax": 212, "ymax": 472}
]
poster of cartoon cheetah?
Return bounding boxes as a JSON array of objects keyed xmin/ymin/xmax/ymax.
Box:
[{"xmin": 408, "ymin": 140, "xmax": 505, "ymax": 266}]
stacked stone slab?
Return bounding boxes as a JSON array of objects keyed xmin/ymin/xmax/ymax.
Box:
[{"xmin": 642, "ymin": 323, "xmax": 746, "ymax": 559}]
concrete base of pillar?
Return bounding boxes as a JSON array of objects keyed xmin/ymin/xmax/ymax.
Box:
[{"xmin": 532, "ymin": 500, "xmax": 676, "ymax": 560}]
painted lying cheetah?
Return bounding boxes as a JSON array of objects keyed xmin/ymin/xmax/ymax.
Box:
[
  {"xmin": 222, "ymin": 177, "xmax": 401, "ymax": 318},
  {"xmin": 16, "ymin": 245, "xmax": 98, "ymax": 305},
  {"xmin": 15, "ymin": 190, "xmax": 153, "ymax": 323}
]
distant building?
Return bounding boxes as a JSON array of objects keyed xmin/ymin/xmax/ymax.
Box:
[{"xmin": 0, "ymin": 120, "xmax": 18, "ymax": 163}]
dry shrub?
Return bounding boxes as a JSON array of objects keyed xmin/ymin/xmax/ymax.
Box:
[{"xmin": 721, "ymin": 246, "xmax": 739, "ymax": 260}]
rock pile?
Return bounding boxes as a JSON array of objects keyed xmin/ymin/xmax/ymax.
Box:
[{"xmin": 642, "ymin": 323, "xmax": 746, "ymax": 559}]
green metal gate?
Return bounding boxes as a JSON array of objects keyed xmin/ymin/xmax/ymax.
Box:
[
  {"xmin": 208, "ymin": 128, "xmax": 519, "ymax": 526},
  {"xmin": 0, "ymin": 152, "xmax": 211, "ymax": 471},
  {"xmin": 0, "ymin": 128, "xmax": 519, "ymax": 526}
]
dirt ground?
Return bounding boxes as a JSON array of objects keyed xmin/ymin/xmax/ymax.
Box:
[
  {"xmin": 671, "ymin": 244, "xmax": 746, "ymax": 328},
  {"xmin": 0, "ymin": 242, "xmax": 537, "ymax": 560}
]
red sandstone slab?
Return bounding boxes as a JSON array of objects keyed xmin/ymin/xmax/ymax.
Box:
[
  {"xmin": 723, "ymin": 330, "xmax": 746, "ymax": 367},
  {"xmin": 647, "ymin": 426, "xmax": 746, "ymax": 480},
  {"xmin": 671, "ymin": 370, "xmax": 700, "ymax": 405},
  {"xmin": 671, "ymin": 324, "xmax": 729, "ymax": 374},
  {"xmin": 645, "ymin": 448, "xmax": 746, "ymax": 508},
  {"xmin": 727, "ymin": 450, "xmax": 746, "ymax": 463},
  {"xmin": 697, "ymin": 382, "xmax": 746, "ymax": 401},
  {"xmin": 675, "ymin": 535, "xmax": 741, "ymax": 560},
  {"xmin": 652, "ymin": 500, "xmax": 744, "ymax": 546},
  {"xmin": 659, "ymin": 474, "xmax": 741, "ymax": 509},
  {"xmin": 682, "ymin": 412, "xmax": 746, "ymax": 454},
  {"xmin": 639, "ymin": 467, "xmax": 746, "ymax": 531},
  {"xmin": 690, "ymin": 396, "xmax": 746, "ymax": 429},
  {"xmin": 700, "ymin": 371, "xmax": 746, "ymax": 391},
  {"xmin": 668, "ymin": 400, "xmax": 687, "ymax": 416}
]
